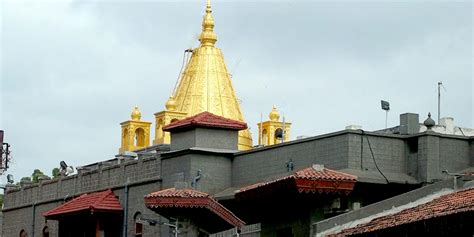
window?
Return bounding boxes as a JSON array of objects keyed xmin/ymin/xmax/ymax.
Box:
[
  {"xmin": 42, "ymin": 226, "xmax": 49, "ymax": 237},
  {"xmin": 19, "ymin": 230, "xmax": 28, "ymax": 237},
  {"xmin": 134, "ymin": 128, "xmax": 145, "ymax": 147},
  {"xmin": 134, "ymin": 212, "xmax": 143, "ymax": 237}
]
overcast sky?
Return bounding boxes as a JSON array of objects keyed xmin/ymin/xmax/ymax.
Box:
[{"xmin": 1, "ymin": 0, "xmax": 472, "ymax": 181}]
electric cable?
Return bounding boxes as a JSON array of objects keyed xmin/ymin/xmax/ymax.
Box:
[
  {"xmin": 361, "ymin": 130, "xmax": 390, "ymax": 184},
  {"xmin": 172, "ymin": 49, "xmax": 193, "ymax": 96}
]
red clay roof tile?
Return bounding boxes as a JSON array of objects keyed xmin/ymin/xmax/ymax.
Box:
[
  {"xmin": 145, "ymin": 188, "xmax": 245, "ymax": 228},
  {"xmin": 238, "ymin": 166, "xmax": 357, "ymax": 193},
  {"xmin": 43, "ymin": 189, "xmax": 123, "ymax": 218},
  {"xmin": 331, "ymin": 187, "xmax": 474, "ymax": 236},
  {"xmin": 162, "ymin": 112, "xmax": 247, "ymax": 131}
]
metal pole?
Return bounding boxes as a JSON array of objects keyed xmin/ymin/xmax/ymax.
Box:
[
  {"xmin": 122, "ymin": 178, "xmax": 130, "ymax": 237},
  {"xmin": 175, "ymin": 218, "xmax": 178, "ymax": 237},
  {"xmin": 385, "ymin": 110, "xmax": 388, "ymax": 129},
  {"xmin": 282, "ymin": 116, "xmax": 285, "ymax": 143},
  {"xmin": 438, "ymin": 81, "xmax": 442, "ymax": 124},
  {"xmin": 260, "ymin": 113, "xmax": 263, "ymax": 146}
]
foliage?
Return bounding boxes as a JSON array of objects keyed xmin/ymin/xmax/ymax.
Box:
[
  {"xmin": 52, "ymin": 168, "xmax": 60, "ymax": 179},
  {"xmin": 32, "ymin": 169, "xmax": 46, "ymax": 183}
]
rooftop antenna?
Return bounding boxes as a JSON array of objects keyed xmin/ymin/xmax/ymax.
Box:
[
  {"xmin": 381, "ymin": 100, "xmax": 390, "ymax": 128},
  {"xmin": 260, "ymin": 112, "xmax": 263, "ymax": 146},
  {"xmin": 282, "ymin": 115, "xmax": 286, "ymax": 143},
  {"xmin": 437, "ymin": 81, "xmax": 446, "ymax": 124}
]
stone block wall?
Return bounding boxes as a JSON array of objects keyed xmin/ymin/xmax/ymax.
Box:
[
  {"xmin": 232, "ymin": 132, "xmax": 351, "ymax": 187},
  {"xmin": 2, "ymin": 155, "xmax": 162, "ymax": 237}
]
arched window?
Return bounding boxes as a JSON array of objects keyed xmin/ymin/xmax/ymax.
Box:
[
  {"xmin": 19, "ymin": 230, "xmax": 28, "ymax": 237},
  {"xmin": 134, "ymin": 212, "xmax": 143, "ymax": 237},
  {"xmin": 156, "ymin": 119, "xmax": 164, "ymax": 140},
  {"xmin": 274, "ymin": 128, "xmax": 283, "ymax": 144},
  {"xmin": 170, "ymin": 118, "xmax": 179, "ymax": 123},
  {"xmin": 262, "ymin": 129, "xmax": 268, "ymax": 145},
  {"xmin": 42, "ymin": 226, "xmax": 49, "ymax": 237},
  {"xmin": 134, "ymin": 128, "xmax": 145, "ymax": 147}
]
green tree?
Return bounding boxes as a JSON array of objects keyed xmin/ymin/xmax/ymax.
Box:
[
  {"xmin": 52, "ymin": 168, "xmax": 60, "ymax": 179},
  {"xmin": 32, "ymin": 169, "xmax": 45, "ymax": 183}
]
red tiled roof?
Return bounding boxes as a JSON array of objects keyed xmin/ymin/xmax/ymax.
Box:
[
  {"xmin": 331, "ymin": 187, "xmax": 474, "ymax": 236},
  {"xmin": 162, "ymin": 112, "xmax": 247, "ymax": 131},
  {"xmin": 145, "ymin": 188, "xmax": 245, "ymax": 228},
  {"xmin": 238, "ymin": 165, "xmax": 357, "ymax": 194},
  {"xmin": 43, "ymin": 189, "xmax": 123, "ymax": 219}
]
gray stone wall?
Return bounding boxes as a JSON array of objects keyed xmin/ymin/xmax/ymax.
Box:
[
  {"xmin": 170, "ymin": 128, "xmax": 239, "ymax": 151},
  {"xmin": 161, "ymin": 153, "xmax": 232, "ymax": 194},
  {"xmin": 347, "ymin": 133, "xmax": 407, "ymax": 174},
  {"xmin": 2, "ymin": 155, "xmax": 162, "ymax": 237},
  {"xmin": 195, "ymin": 128, "xmax": 238, "ymax": 150},
  {"xmin": 232, "ymin": 132, "xmax": 351, "ymax": 187},
  {"xmin": 190, "ymin": 154, "xmax": 232, "ymax": 194},
  {"xmin": 171, "ymin": 130, "xmax": 196, "ymax": 151}
]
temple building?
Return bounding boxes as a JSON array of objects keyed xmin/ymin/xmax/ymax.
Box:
[{"xmin": 2, "ymin": 1, "xmax": 473, "ymax": 237}]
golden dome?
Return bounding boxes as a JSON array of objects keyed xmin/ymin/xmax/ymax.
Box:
[
  {"xmin": 269, "ymin": 106, "xmax": 280, "ymax": 121},
  {"xmin": 160, "ymin": 0, "xmax": 253, "ymax": 150},
  {"xmin": 131, "ymin": 106, "xmax": 141, "ymax": 121},
  {"xmin": 165, "ymin": 97, "xmax": 177, "ymax": 111}
]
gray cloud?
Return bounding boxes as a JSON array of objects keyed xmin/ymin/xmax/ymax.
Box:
[{"xmin": 1, "ymin": 0, "xmax": 472, "ymax": 181}]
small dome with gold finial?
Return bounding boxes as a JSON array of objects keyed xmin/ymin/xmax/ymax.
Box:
[
  {"xmin": 131, "ymin": 106, "xmax": 141, "ymax": 121},
  {"xmin": 165, "ymin": 97, "xmax": 177, "ymax": 111},
  {"xmin": 269, "ymin": 106, "xmax": 280, "ymax": 121},
  {"xmin": 199, "ymin": 0, "xmax": 217, "ymax": 47}
]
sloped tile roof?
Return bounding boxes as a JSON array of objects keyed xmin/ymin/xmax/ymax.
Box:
[
  {"xmin": 331, "ymin": 187, "xmax": 474, "ymax": 236},
  {"xmin": 162, "ymin": 112, "xmax": 247, "ymax": 131},
  {"xmin": 145, "ymin": 188, "xmax": 245, "ymax": 228},
  {"xmin": 238, "ymin": 166, "xmax": 357, "ymax": 194},
  {"xmin": 294, "ymin": 166, "xmax": 358, "ymax": 181},
  {"xmin": 145, "ymin": 187, "xmax": 210, "ymax": 198},
  {"xmin": 43, "ymin": 189, "xmax": 123, "ymax": 219}
]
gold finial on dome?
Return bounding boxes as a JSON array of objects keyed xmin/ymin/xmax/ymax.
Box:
[
  {"xmin": 199, "ymin": 0, "xmax": 217, "ymax": 47},
  {"xmin": 165, "ymin": 97, "xmax": 177, "ymax": 111},
  {"xmin": 131, "ymin": 106, "xmax": 141, "ymax": 121},
  {"xmin": 269, "ymin": 105, "xmax": 280, "ymax": 121}
]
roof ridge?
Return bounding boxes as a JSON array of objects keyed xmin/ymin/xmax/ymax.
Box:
[{"xmin": 91, "ymin": 189, "xmax": 113, "ymax": 209}]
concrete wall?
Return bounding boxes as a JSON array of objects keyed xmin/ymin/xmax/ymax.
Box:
[
  {"xmin": 2, "ymin": 156, "xmax": 162, "ymax": 237},
  {"xmin": 171, "ymin": 130, "xmax": 196, "ymax": 151},
  {"xmin": 417, "ymin": 133, "xmax": 472, "ymax": 182},
  {"xmin": 170, "ymin": 128, "xmax": 239, "ymax": 151},
  {"xmin": 232, "ymin": 132, "xmax": 351, "ymax": 187},
  {"xmin": 195, "ymin": 128, "xmax": 238, "ymax": 150},
  {"xmin": 161, "ymin": 153, "xmax": 232, "ymax": 194},
  {"xmin": 347, "ymin": 133, "xmax": 407, "ymax": 173}
]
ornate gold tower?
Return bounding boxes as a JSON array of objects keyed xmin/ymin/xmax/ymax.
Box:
[
  {"xmin": 154, "ymin": 0, "xmax": 253, "ymax": 150},
  {"xmin": 119, "ymin": 106, "xmax": 152, "ymax": 153},
  {"xmin": 257, "ymin": 106, "xmax": 291, "ymax": 146}
]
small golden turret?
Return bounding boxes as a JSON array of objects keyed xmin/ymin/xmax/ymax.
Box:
[
  {"xmin": 258, "ymin": 106, "xmax": 292, "ymax": 146},
  {"xmin": 119, "ymin": 106, "xmax": 152, "ymax": 154},
  {"xmin": 131, "ymin": 106, "xmax": 142, "ymax": 121}
]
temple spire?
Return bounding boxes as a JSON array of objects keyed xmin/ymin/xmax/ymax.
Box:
[{"xmin": 199, "ymin": 0, "xmax": 217, "ymax": 47}]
